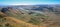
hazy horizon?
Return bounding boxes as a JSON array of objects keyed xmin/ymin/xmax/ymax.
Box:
[{"xmin": 0, "ymin": 0, "xmax": 60, "ymax": 5}]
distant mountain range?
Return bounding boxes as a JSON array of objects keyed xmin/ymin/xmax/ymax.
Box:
[{"xmin": 0, "ymin": 5, "xmax": 60, "ymax": 15}]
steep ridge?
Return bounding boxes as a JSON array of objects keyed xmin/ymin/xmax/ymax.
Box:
[
  {"xmin": 0, "ymin": 7, "xmax": 49, "ymax": 27},
  {"xmin": 0, "ymin": 7, "xmax": 31, "ymax": 22}
]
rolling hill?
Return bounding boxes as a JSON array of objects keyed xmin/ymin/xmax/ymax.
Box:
[{"xmin": 0, "ymin": 5, "xmax": 60, "ymax": 27}]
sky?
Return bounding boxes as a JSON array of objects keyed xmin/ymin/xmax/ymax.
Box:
[{"xmin": 0, "ymin": 0, "xmax": 60, "ymax": 5}]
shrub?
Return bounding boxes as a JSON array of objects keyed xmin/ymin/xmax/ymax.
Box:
[{"xmin": 28, "ymin": 18, "xmax": 40, "ymax": 25}]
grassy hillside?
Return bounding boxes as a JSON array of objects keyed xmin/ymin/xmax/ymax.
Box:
[
  {"xmin": 0, "ymin": 12, "xmax": 39, "ymax": 27},
  {"xmin": 0, "ymin": 6, "xmax": 60, "ymax": 27}
]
